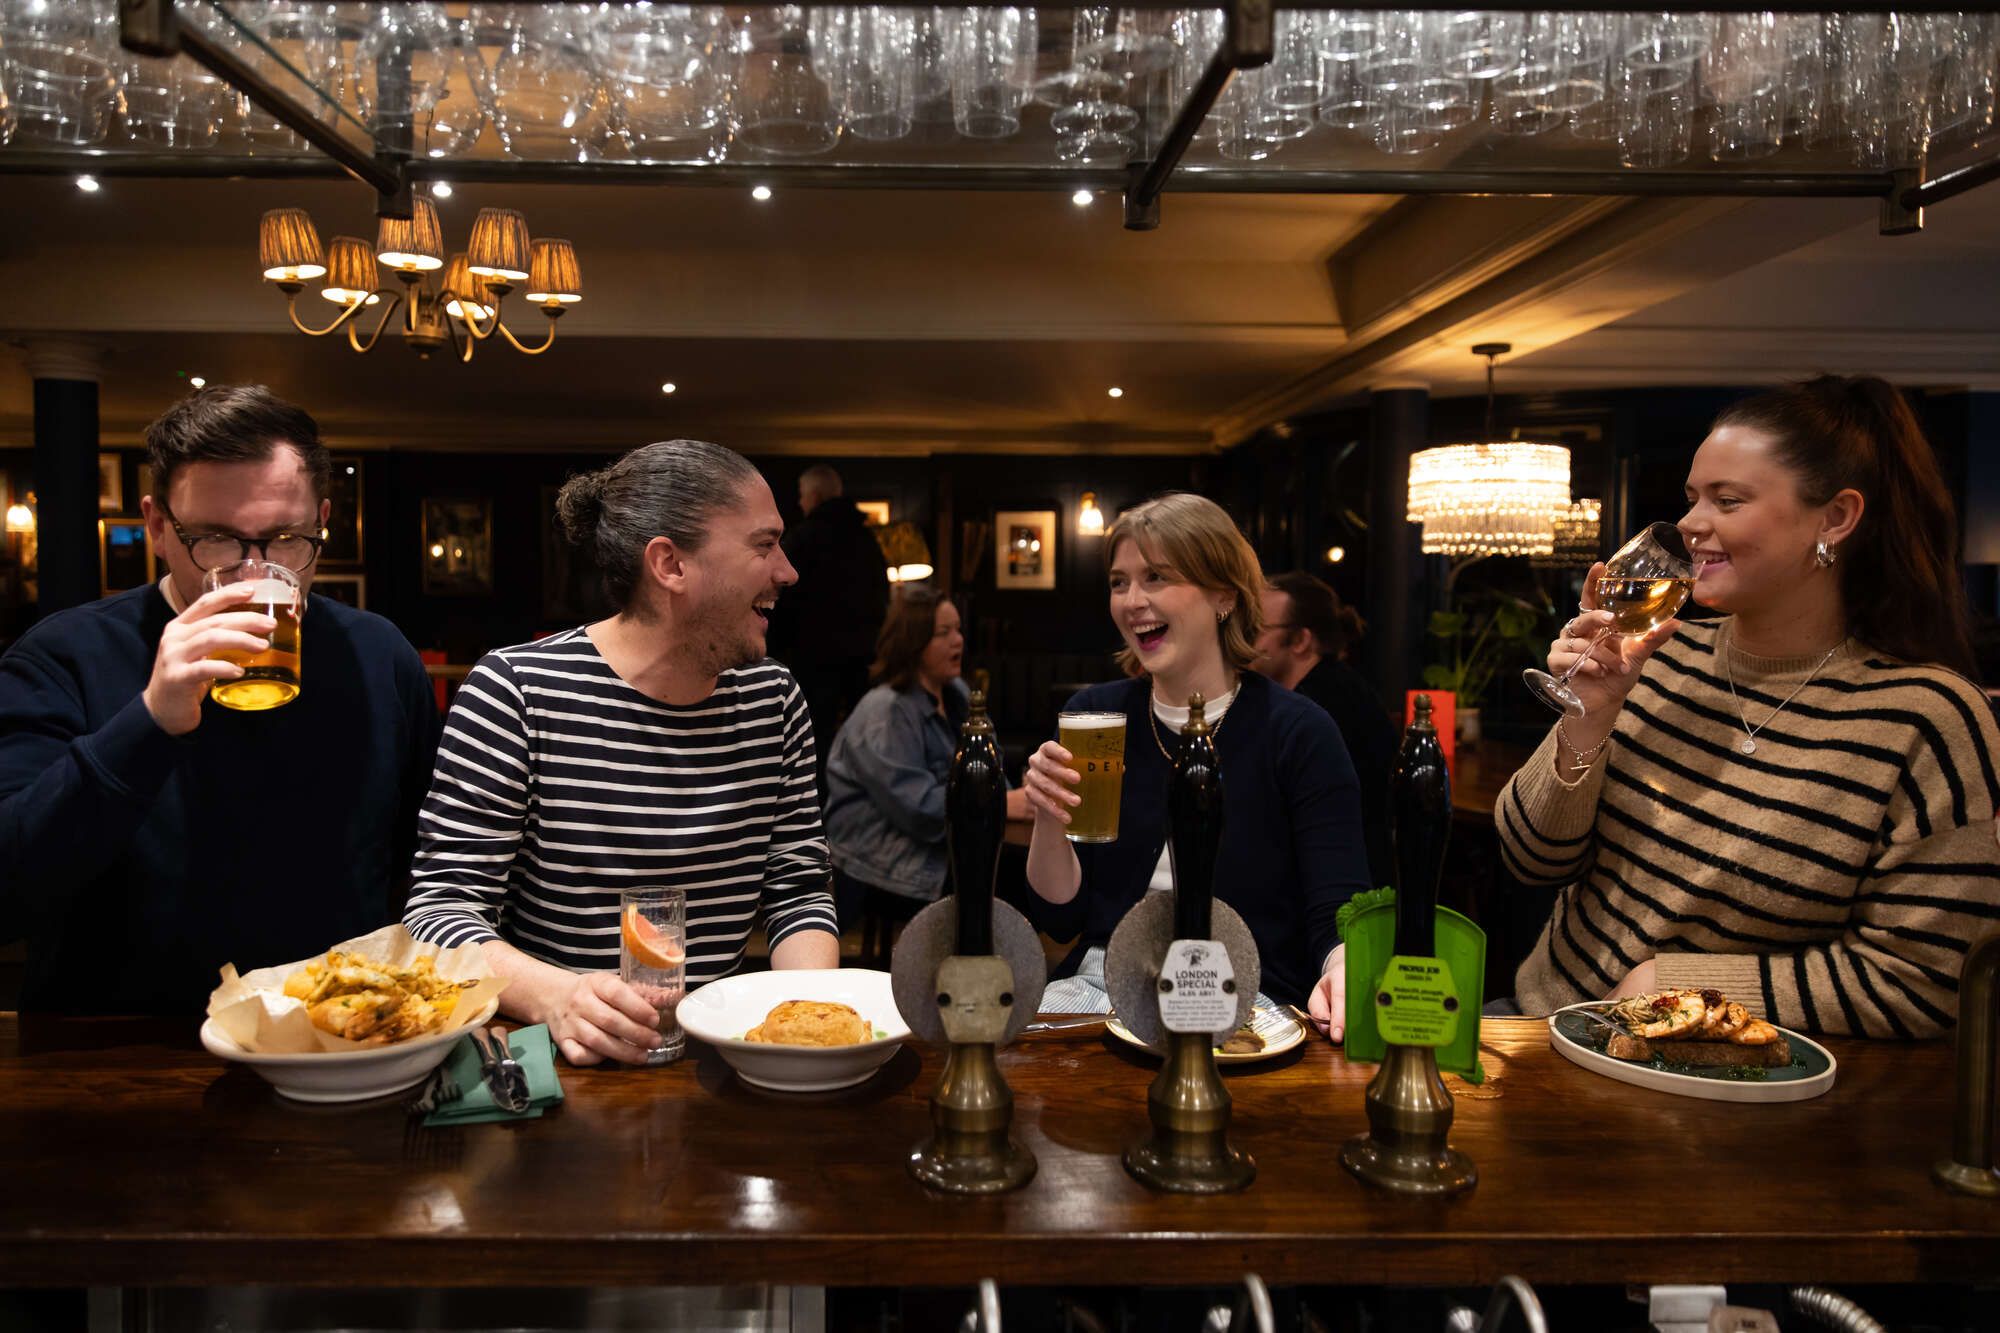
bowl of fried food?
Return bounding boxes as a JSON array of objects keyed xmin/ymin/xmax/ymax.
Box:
[
  {"xmin": 202, "ymin": 928, "xmax": 503, "ymax": 1104},
  {"xmin": 677, "ymin": 968, "xmax": 908, "ymax": 1093}
]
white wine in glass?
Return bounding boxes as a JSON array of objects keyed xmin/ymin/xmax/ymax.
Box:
[
  {"xmin": 1524, "ymin": 522, "xmax": 1695, "ymax": 718},
  {"xmin": 1595, "ymin": 575, "xmax": 1697, "ymax": 636}
]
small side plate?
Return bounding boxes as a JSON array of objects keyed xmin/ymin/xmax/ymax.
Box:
[
  {"xmin": 1548, "ymin": 1003, "xmax": 1837, "ymax": 1103},
  {"xmin": 1105, "ymin": 994, "xmax": 1307, "ymax": 1065}
]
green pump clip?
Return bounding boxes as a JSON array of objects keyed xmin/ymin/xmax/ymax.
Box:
[{"xmin": 1338, "ymin": 888, "xmax": 1488, "ymax": 1083}]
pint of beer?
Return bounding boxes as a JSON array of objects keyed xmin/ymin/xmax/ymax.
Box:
[
  {"xmin": 1057, "ymin": 711, "xmax": 1126, "ymax": 844},
  {"xmin": 204, "ymin": 560, "xmax": 302, "ymax": 711}
]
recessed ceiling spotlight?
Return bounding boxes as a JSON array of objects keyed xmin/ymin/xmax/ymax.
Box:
[
  {"xmin": 75, "ymin": 175, "xmax": 100, "ymax": 194},
  {"xmin": 431, "ymin": 181, "xmax": 453, "ymax": 199},
  {"xmin": 1107, "ymin": 386, "xmax": 1124, "ymax": 399},
  {"xmin": 751, "ymin": 185, "xmax": 773, "ymax": 202},
  {"xmin": 1071, "ymin": 189, "xmax": 1093, "ymax": 207},
  {"xmin": 188, "ymin": 375, "xmax": 207, "ymax": 389},
  {"xmin": 661, "ymin": 382, "xmax": 678, "ymax": 395}
]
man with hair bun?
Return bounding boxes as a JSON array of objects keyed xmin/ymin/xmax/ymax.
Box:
[
  {"xmin": 0, "ymin": 384, "xmax": 440, "ymax": 1014},
  {"xmin": 405, "ymin": 438, "xmax": 840, "ymax": 1067}
]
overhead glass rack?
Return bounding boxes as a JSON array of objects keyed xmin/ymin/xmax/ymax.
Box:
[{"xmin": 2, "ymin": 0, "xmax": 1995, "ymax": 231}]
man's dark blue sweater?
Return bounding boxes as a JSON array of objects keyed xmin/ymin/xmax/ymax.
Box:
[{"xmin": 0, "ymin": 584, "xmax": 441, "ymax": 1014}]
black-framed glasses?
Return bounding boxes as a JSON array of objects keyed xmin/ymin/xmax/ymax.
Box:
[{"xmin": 158, "ymin": 502, "xmax": 324, "ymax": 574}]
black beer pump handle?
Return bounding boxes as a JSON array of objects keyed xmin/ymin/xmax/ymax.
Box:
[
  {"xmin": 946, "ymin": 690, "xmax": 1004, "ymax": 956},
  {"xmin": 1391, "ymin": 695, "xmax": 1452, "ymax": 958},
  {"xmin": 1168, "ymin": 693, "xmax": 1224, "ymax": 942}
]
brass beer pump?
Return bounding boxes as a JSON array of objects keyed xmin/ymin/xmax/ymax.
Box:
[
  {"xmin": 1340, "ymin": 694, "xmax": 1478, "ymax": 1196},
  {"xmin": 1933, "ymin": 928, "xmax": 2000, "ymax": 1197},
  {"xmin": 891, "ymin": 691, "xmax": 1045, "ymax": 1193},
  {"xmin": 1112, "ymin": 694, "xmax": 1257, "ymax": 1194}
]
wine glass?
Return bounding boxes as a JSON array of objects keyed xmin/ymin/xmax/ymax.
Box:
[{"xmin": 1523, "ymin": 521, "xmax": 1695, "ymax": 718}]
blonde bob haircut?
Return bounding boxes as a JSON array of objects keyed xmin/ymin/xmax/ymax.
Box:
[{"xmin": 1103, "ymin": 492, "xmax": 1267, "ymax": 678}]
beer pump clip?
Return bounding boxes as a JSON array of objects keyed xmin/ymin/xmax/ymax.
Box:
[
  {"xmin": 1103, "ymin": 693, "xmax": 1258, "ymax": 1194},
  {"xmin": 890, "ymin": 691, "xmax": 1048, "ymax": 1194},
  {"xmin": 1338, "ymin": 890, "xmax": 1488, "ymax": 1083},
  {"xmin": 1339, "ymin": 694, "xmax": 1478, "ymax": 1196}
]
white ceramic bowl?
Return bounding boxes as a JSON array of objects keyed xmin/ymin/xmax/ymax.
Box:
[
  {"xmin": 677, "ymin": 969, "xmax": 908, "ymax": 1093},
  {"xmin": 199, "ymin": 996, "xmax": 500, "ymax": 1104}
]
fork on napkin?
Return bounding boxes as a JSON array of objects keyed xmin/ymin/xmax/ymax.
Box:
[{"xmin": 418, "ymin": 1024, "xmax": 565, "ymax": 1126}]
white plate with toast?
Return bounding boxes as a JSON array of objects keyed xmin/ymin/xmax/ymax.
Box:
[
  {"xmin": 1104, "ymin": 993, "xmax": 1307, "ymax": 1065},
  {"xmin": 1549, "ymin": 1002, "xmax": 1837, "ymax": 1103}
]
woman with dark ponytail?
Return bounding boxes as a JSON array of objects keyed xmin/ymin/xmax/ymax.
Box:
[{"xmin": 1483, "ymin": 375, "xmax": 2000, "ymax": 1041}]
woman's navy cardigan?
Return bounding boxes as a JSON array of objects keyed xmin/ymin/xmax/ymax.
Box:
[{"xmin": 1055, "ymin": 670, "xmax": 1374, "ymax": 1007}]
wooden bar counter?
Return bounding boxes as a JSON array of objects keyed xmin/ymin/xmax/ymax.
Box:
[{"xmin": 1, "ymin": 1013, "xmax": 1993, "ymax": 1290}]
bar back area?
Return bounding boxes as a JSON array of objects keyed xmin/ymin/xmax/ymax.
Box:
[{"xmin": 2, "ymin": 3, "xmax": 2000, "ymax": 1330}]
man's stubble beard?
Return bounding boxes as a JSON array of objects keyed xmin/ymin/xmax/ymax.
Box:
[{"xmin": 681, "ymin": 595, "xmax": 764, "ymax": 678}]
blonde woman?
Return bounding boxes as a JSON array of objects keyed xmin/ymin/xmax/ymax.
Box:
[{"xmin": 1021, "ymin": 493, "xmax": 1371, "ymax": 1013}]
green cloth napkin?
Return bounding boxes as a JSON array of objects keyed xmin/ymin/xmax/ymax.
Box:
[{"xmin": 422, "ymin": 1024, "xmax": 565, "ymax": 1126}]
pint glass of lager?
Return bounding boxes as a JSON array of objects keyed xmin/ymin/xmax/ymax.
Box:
[
  {"xmin": 1057, "ymin": 711, "xmax": 1126, "ymax": 844},
  {"xmin": 203, "ymin": 559, "xmax": 302, "ymax": 711}
]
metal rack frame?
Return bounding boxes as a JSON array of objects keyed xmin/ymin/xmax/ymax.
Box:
[{"xmin": 90, "ymin": 0, "xmax": 2000, "ymax": 234}]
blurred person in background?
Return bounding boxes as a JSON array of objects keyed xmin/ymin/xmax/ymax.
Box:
[
  {"xmin": 765, "ymin": 463, "xmax": 890, "ymax": 794},
  {"xmin": 823, "ymin": 587, "xmax": 1030, "ymax": 932},
  {"xmin": 1253, "ymin": 571, "xmax": 1396, "ymax": 889}
]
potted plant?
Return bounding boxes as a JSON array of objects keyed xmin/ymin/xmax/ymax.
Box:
[{"xmin": 1422, "ymin": 597, "xmax": 1544, "ymax": 742}]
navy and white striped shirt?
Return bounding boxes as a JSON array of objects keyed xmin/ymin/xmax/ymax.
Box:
[{"xmin": 404, "ymin": 628, "xmax": 837, "ymax": 983}]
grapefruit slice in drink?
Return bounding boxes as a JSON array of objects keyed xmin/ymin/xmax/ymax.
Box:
[{"xmin": 622, "ymin": 904, "xmax": 686, "ymax": 971}]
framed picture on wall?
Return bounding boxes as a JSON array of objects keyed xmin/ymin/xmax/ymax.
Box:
[
  {"xmin": 322, "ymin": 455, "xmax": 365, "ymax": 567},
  {"xmin": 312, "ymin": 572, "xmax": 367, "ymax": 610},
  {"xmin": 855, "ymin": 500, "xmax": 891, "ymax": 527},
  {"xmin": 993, "ymin": 509, "xmax": 1057, "ymax": 591},
  {"xmin": 97, "ymin": 454, "xmax": 123, "ymax": 512},
  {"xmin": 98, "ymin": 517, "xmax": 152, "ymax": 594},
  {"xmin": 422, "ymin": 497, "xmax": 493, "ymax": 596}
]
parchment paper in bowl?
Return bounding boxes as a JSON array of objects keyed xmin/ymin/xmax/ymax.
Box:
[{"xmin": 205, "ymin": 923, "xmax": 507, "ymax": 1054}]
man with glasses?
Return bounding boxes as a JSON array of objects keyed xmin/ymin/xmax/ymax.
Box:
[
  {"xmin": 0, "ymin": 385, "xmax": 440, "ymax": 1013},
  {"xmin": 1251, "ymin": 571, "xmax": 1396, "ymax": 891}
]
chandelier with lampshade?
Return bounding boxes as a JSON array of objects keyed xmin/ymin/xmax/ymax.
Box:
[{"xmin": 257, "ymin": 195, "xmax": 581, "ymax": 361}]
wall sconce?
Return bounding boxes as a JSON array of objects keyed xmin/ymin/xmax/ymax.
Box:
[
  {"xmin": 7, "ymin": 490, "xmax": 38, "ymax": 586},
  {"xmin": 876, "ymin": 521, "xmax": 934, "ymax": 583},
  {"xmin": 1076, "ymin": 492, "xmax": 1105, "ymax": 536}
]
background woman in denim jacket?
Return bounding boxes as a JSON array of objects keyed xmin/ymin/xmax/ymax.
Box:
[{"xmin": 824, "ymin": 588, "xmax": 1029, "ymax": 926}]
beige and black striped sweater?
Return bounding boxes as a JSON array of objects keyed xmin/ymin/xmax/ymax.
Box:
[{"xmin": 1497, "ymin": 618, "xmax": 2000, "ymax": 1038}]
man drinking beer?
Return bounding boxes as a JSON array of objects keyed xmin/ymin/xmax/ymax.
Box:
[{"xmin": 0, "ymin": 386, "xmax": 441, "ymax": 1014}]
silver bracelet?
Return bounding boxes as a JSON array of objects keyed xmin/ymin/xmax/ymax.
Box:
[{"xmin": 1556, "ymin": 719, "xmax": 1610, "ymax": 775}]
